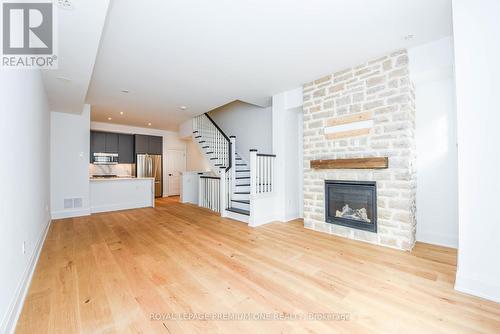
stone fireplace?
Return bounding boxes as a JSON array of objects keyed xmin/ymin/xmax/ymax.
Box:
[
  {"xmin": 302, "ymin": 49, "xmax": 417, "ymax": 250},
  {"xmin": 325, "ymin": 180, "xmax": 377, "ymax": 233}
]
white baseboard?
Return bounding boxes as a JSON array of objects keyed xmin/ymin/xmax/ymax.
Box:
[
  {"xmin": 1, "ymin": 219, "xmax": 51, "ymax": 334},
  {"xmin": 416, "ymin": 231, "xmax": 458, "ymax": 248},
  {"xmin": 51, "ymin": 208, "xmax": 91, "ymax": 220},
  {"xmin": 455, "ymin": 271, "xmax": 500, "ymax": 303},
  {"xmin": 90, "ymin": 202, "xmax": 153, "ymax": 214}
]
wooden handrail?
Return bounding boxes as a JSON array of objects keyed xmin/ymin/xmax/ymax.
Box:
[{"xmin": 203, "ymin": 113, "xmax": 232, "ymax": 172}]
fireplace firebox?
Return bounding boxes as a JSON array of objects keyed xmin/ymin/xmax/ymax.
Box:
[{"xmin": 325, "ymin": 180, "xmax": 377, "ymax": 233}]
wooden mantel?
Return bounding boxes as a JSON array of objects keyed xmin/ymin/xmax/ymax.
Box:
[{"xmin": 310, "ymin": 157, "xmax": 389, "ymax": 170}]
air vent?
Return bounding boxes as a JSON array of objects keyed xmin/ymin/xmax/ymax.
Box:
[
  {"xmin": 63, "ymin": 198, "xmax": 73, "ymax": 209},
  {"xmin": 63, "ymin": 198, "xmax": 83, "ymax": 209},
  {"xmin": 73, "ymin": 198, "xmax": 83, "ymax": 208}
]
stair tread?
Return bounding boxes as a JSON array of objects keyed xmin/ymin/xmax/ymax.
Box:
[
  {"xmin": 236, "ymin": 184, "xmax": 250, "ymax": 187},
  {"xmin": 236, "ymin": 177, "xmax": 250, "ymax": 179},
  {"xmin": 232, "ymin": 199, "xmax": 250, "ymax": 204},
  {"xmin": 227, "ymin": 207, "xmax": 250, "ymax": 216},
  {"xmin": 234, "ymin": 191, "xmax": 250, "ymax": 194},
  {"xmin": 236, "ymin": 170, "xmax": 250, "ymax": 172}
]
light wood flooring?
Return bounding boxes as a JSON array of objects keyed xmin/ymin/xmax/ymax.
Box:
[{"xmin": 16, "ymin": 197, "xmax": 500, "ymax": 333}]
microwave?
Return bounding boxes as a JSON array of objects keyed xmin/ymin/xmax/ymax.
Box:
[{"xmin": 93, "ymin": 152, "xmax": 119, "ymax": 165}]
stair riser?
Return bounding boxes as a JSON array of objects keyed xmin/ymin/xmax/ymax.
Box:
[
  {"xmin": 235, "ymin": 178, "xmax": 250, "ymax": 186},
  {"xmin": 234, "ymin": 185, "xmax": 250, "ymax": 192},
  {"xmin": 224, "ymin": 210, "xmax": 249, "ymax": 224},
  {"xmin": 231, "ymin": 201, "xmax": 250, "ymax": 211},
  {"xmin": 231, "ymin": 193, "xmax": 250, "ymax": 201}
]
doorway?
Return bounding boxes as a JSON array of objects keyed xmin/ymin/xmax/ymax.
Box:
[{"xmin": 166, "ymin": 149, "xmax": 186, "ymax": 196}]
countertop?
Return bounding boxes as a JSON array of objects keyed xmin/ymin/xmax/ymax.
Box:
[{"xmin": 89, "ymin": 176, "xmax": 155, "ymax": 181}]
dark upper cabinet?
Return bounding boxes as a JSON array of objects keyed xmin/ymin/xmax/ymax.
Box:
[
  {"xmin": 91, "ymin": 131, "xmax": 106, "ymax": 154},
  {"xmin": 118, "ymin": 134, "xmax": 134, "ymax": 163},
  {"xmin": 90, "ymin": 132, "xmax": 162, "ymax": 163},
  {"xmin": 134, "ymin": 134, "xmax": 162, "ymax": 155},
  {"xmin": 105, "ymin": 133, "xmax": 119, "ymax": 153},
  {"xmin": 135, "ymin": 135, "xmax": 150, "ymax": 154},
  {"xmin": 149, "ymin": 136, "xmax": 163, "ymax": 155}
]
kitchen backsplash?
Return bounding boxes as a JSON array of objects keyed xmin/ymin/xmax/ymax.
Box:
[{"xmin": 89, "ymin": 164, "xmax": 135, "ymax": 176}]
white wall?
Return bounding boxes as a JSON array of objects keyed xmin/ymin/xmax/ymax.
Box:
[
  {"xmin": 51, "ymin": 107, "xmax": 91, "ymax": 219},
  {"xmin": 186, "ymin": 139, "xmax": 211, "ymax": 171},
  {"xmin": 452, "ymin": 0, "xmax": 500, "ymax": 303},
  {"xmin": 409, "ymin": 37, "xmax": 459, "ymax": 248},
  {"xmin": 208, "ymin": 101, "xmax": 272, "ymax": 161},
  {"xmin": 272, "ymin": 88, "xmax": 304, "ymax": 221},
  {"xmin": 0, "ymin": 71, "xmax": 51, "ymax": 333},
  {"xmin": 90, "ymin": 121, "xmax": 186, "ymax": 196}
]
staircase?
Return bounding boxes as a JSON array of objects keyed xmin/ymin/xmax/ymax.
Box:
[
  {"xmin": 192, "ymin": 113, "xmax": 276, "ymax": 225},
  {"xmin": 228, "ymin": 153, "xmax": 250, "ymax": 216}
]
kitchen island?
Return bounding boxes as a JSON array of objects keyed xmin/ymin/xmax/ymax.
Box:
[{"xmin": 90, "ymin": 177, "xmax": 155, "ymax": 213}]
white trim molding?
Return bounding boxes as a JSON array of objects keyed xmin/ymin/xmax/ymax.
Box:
[
  {"xmin": 51, "ymin": 208, "xmax": 91, "ymax": 220},
  {"xmin": 455, "ymin": 271, "xmax": 500, "ymax": 304},
  {"xmin": 1, "ymin": 219, "xmax": 51, "ymax": 334}
]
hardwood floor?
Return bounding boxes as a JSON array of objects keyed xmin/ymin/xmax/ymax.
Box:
[{"xmin": 16, "ymin": 197, "xmax": 500, "ymax": 333}]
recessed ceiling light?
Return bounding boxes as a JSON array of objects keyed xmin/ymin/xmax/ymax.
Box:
[
  {"xmin": 108, "ymin": 117, "xmax": 112, "ymax": 121},
  {"xmin": 403, "ymin": 34, "xmax": 415, "ymax": 41},
  {"xmin": 180, "ymin": 106, "xmax": 187, "ymax": 110},
  {"xmin": 121, "ymin": 90, "xmax": 129, "ymax": 93},
  {"xmin": 147, "ymin": 122, "xmax": 152, "ymax": 126},
  {"xmin": 120, "ymin": 111, "xmax": 124, "ymax": 115}
]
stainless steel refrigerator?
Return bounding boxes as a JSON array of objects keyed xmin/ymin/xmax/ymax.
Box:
[{"xmin": 136, "ymin": 154, "xmax": 162, "ymax": 197}]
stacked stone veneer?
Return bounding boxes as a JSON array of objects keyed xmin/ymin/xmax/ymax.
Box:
[{"xmin": 302, "ymin": 50, "xmax": 417, "ymax": 251}]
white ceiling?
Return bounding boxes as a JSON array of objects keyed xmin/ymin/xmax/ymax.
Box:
[
  {"xmin": 81, "ymin": 0, "xmax": 452, "ymax": 131},
  {"xmin": 42, "ymin": 0, "xmax": 110, "ymax": 114}
]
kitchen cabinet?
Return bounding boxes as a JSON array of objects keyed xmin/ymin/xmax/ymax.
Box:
[
  {"xmin": 90, "ymin": 132, "xmax": 162, "ymax": 163},
  {"xmin": 118, "ymin": 134, "xmax": 134, "ymax": 163},
  {"xmin": 134, "ymin": 134, "xmax": 162, "ymax": 155},
  {"xmin": 91, "ymin": 131, "xmax": 106, "ymax": 155},
  {"xmin": 134, "ymin": 135, "xmax": 150, "ymax": 154},
  {"xmin": 149, "ymin": 136, "xmax": 163, "ymax": 155},
  {"xmin": 105, "ymin": 133, "xmax": 119, "ymax": 153}
]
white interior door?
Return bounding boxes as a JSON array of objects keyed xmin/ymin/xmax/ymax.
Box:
[{"xmin": 166, "ymin": 149, "xmax": 186, "ymax": 196}]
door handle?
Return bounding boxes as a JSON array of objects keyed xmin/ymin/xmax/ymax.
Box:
[{"xmin": 169, "ymin": 173, "xmax": 172, "ymax": 176}]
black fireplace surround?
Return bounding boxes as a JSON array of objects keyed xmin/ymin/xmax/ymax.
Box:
[{"xmin": 325, "ymin": 180, "xmax": 377, "ymax": 233}]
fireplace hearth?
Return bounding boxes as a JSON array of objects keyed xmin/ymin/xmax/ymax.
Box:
[{"xmin": 325, "ymin": 180, "xmax": 377, "ymax": 233}]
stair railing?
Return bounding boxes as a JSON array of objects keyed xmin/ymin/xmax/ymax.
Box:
[
  {"xmin": 193, "ymin": 113, "xmax": 233, "ymax": 214},
  {"xmin": 249, "ymin": 150, "xmax": 276, "ymax": 196},
  {"xmin": 192, "ymin": 113, "xmax": 231, "ymax": 170},
  {"xmin": 198, "ymin": 176, "xmax": 221, "ymax": 212}
]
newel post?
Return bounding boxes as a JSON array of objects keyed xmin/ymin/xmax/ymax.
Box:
[
  {"xmin": 230, "ymin": 136, "xmax": 236, "ymax": 188},
  {"xmin": 198, "ymin": 174, "xmax": 203, "ymax": 207},
  {"xmin": 219, "ymin": 167, "xmax": 227, "ymax": 216},
  {"xmin": 249, "ymin": 149, "xmax": 257, "ymax": 196}
]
